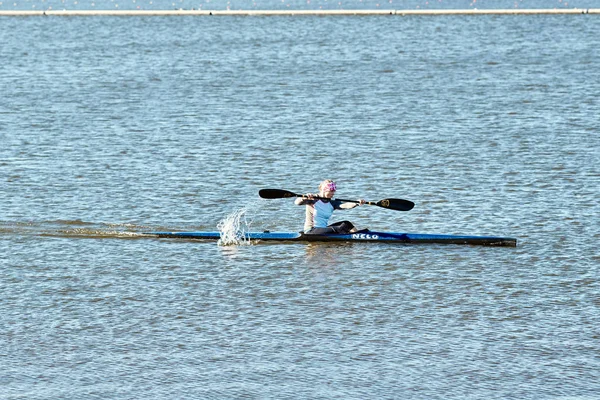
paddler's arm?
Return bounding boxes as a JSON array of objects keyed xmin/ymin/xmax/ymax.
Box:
[
  {"xmin": 339, "ymin": 199, "xmax": 366, "ymax": 209},
  {"xmin": 295, "ymin": 193, "xmax": 316, "ymax": 205}
]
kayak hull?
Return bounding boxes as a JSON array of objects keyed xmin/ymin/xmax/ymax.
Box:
[{"xmin": 146, "ymin": 230, "xmax": 517, "ymax": 247}]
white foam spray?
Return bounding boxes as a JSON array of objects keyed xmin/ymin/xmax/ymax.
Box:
[{"xmin": 217, "ymin": 207, "xmax": 253, "ymax": 246}]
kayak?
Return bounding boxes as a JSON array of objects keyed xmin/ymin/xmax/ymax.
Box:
[{"xmin": 145, "ymin": 230, "xmax": 517, "ymax": 247}]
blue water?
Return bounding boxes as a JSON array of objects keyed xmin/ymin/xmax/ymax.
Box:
[
  {"xmin": 1, "ymin": 13, "xmax": 599, "ymax": 399},
  {"xmin": 1, "ymin": 0, "xmax": 600, "ymax": 10}
]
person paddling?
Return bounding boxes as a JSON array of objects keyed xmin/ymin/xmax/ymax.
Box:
[{"xmin": 295, "ymin": 180, "xmax": 366, "ymax": 234}]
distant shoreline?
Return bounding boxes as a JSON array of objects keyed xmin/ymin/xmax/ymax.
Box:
[{"xmin": 0, "ymin": 9, "xmax": 598, "ymax": 16}]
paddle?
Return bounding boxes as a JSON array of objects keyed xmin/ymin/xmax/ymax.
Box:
[{"xmin": 259, "ymin": 188, "xmax": 414, "ymax": 212}]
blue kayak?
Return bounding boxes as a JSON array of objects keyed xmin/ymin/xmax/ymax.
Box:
[{"xmin": 145, "ymin": 230, "xmax": 517, "ymax": 247}]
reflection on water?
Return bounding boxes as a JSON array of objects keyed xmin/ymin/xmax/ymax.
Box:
[{"xmin": 303, "ymin": 242, "xmax": 360, "ymax": 267}]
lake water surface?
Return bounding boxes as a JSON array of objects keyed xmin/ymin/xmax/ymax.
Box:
[
  {"xmin": 2, "ymin": 0, "xmax": 600, "ymax": 10},
  {"xmin": 1, "ymin": 14, "xmax": 599, "ymax": 399}
]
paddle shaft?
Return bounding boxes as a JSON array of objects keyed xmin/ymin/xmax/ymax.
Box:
[
  {"xmin": 258, "ymin": 189, "xmax": 414, "ymax": 212},
  {"xmin": 301, "ymin": 195, "xmax": 365, "ymax": 205}
]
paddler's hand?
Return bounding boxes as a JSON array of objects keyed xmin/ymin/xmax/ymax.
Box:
[
  {"xmin": 345, "ymin": 199, "xmax": 366, "ymax": 209},
  {"xmin": 295, "ymin": 193, "xmax": 315, "ymax": 205}
]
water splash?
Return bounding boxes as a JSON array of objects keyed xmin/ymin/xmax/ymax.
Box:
[{"xmin": 217, "ymin": 207, "xmax": 253, "ymax": 246}]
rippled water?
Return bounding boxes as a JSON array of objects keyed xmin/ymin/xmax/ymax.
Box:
[
  {"xmin": 1, "ymin": 14, "xmax": 599, "ymax": 399},
  {"xmin": 2, "ymin": 0, "xmax": 599, "ymax": 11}
]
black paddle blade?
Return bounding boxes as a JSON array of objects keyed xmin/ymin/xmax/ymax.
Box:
[
  {"xmin": 376, "ymin": 198, "xmax": 415, "ymax": 211},
  {"xmin": 259, "ymin": 189, "xmax": 299, "ymax": 199}
]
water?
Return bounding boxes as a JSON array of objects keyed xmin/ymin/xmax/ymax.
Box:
[
  {"xmin": 1, "ymin": 14, "xmax": 599, "ymax": 399},
  {"xmin": 1, "ymin": 0, "xmax": 600, "ymax": 11}
]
